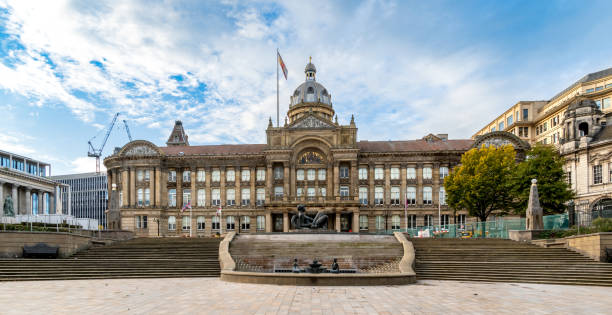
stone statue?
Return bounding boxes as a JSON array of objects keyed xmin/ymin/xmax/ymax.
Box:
[
  {"xmin": 292, "ymin": 258, "xmax": 300, "ymax": 273},
  {"xmin": 290, "ymin": 205, "xmax": 328, "ymax": 229},
  {"xmin": 330, "ymin": 258, "xmax": 340, "ymax": 273},
  {"xmin": 526, "ymin": 179, "xmax": 543, "ymax": 230},
  {"xmin": 3, "ymin": 195, "xmax": 14, "ymax": 217}
]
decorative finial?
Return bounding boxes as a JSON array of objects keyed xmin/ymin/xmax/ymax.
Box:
[
  {"xmin": 335, "ymin": 115, "xmax": 338, "ymax": 124},
  {"xmin": 531, "ymin": 178, "xmax": 537, "ymax": 185},
  {"xmin": 268, "ymin": 117, "xmax": 273, "ymax": 127},
  {"xmin": 309, "ymin": 56, "xmax": 312, "ymax": 63},
  {"xmin": 284, "ymin": 116, "xmax": 287, "ymax": 126},
  {"xmin": 350, "ymin": 114, "xmax": 355, "ymax": 124}
]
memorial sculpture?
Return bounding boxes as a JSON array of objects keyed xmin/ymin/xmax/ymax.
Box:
[
  {"xmin": 290, "ymin": 204, "xmax": 328, "ymax": 229},
  {"xmin": 330, "ymin": 258, "xmax": 340, "ymax": 273},
  {"xmin": 3, "ymin": 195, "xmax": 14, "ymax": 217},
  {"xmin": 526, "ymin": 179, "xmax": 543, "ymax": 230}
]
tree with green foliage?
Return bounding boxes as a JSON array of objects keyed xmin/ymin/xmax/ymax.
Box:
[
  {"xmin": 510, "ymin": 145, "xmax": 574, "ymax": 215},
  {"xmin": 444, "ymin": 145, "xmax": 516, "ymax": 237}
]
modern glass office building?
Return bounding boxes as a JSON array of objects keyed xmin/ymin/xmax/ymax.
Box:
[{"xmin": 52, "ymin": 173, "xmax": 108, "ymax": 229}]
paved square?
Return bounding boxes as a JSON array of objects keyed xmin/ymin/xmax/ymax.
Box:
[{"xmin": 0, "ymin": 278, "xmax": 610, "ymax": 314}]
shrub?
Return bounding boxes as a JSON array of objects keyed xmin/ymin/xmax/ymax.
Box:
[{"xmin": 592, "ymin": 218, "xmax": 612, "ymax": 232}]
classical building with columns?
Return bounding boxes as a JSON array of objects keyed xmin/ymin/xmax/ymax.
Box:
[
  {"xmin": 0, "ymin": 149, "xmax": 66, "ymax": 217},
  {"xmin": 103, "ymin": 60, "xmax": 474, "ymax": 237}
]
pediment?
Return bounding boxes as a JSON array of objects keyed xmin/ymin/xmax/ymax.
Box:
[
  {"xmin": 118, "ymin": 140, "xmax": 162, "ymax": 157},
  {"xmin": 289, "ymin": 114, "xmax": 335, "ymax": 129}
]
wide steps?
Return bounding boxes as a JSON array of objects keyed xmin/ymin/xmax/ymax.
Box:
[
  {"xmin": 411, "ymin": 238, "xmax": 612, "ymax": 287},
  {"xmin": 0, "ymin": 238, "xmax": 222, "ymax": 281}
]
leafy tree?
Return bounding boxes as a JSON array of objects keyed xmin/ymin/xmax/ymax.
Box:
[
  {"xmin": 444, "ymin": 145, "xmax": 516, "ymax": 237},
  {"xmin": 510, "ymin": 145, "xmax": 574, "ymax": 215}
]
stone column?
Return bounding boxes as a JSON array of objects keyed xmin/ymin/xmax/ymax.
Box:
[
  {"xmin": 12, "ymin": 185, "xmax": 19, "ymax": 215},
  {"xmin": 176, "ymin": 169, "xmax": 183, "ymax": 208},
  {"xmin": 333, "ymin": 162, "xmax": 339, "ymax": 200},
  {"xmin": 250, "ymin": 167, "xmax": 256, "ymax": 207},
  {"xmin": 220, "ymin": 166, "xmax": 226, "ymax": 206},
  {"xmin": 265, "ymin": 210, "xmax": 272, "ymax": 232},
  {"xmin": 326, "ymin": 162, "xmax": 333, "ymax": 201},
  {"xmin": 129, "ymin": 168, "xmax": 136, "ymax": 207},
  {"xmin": 67, "ymin": 185, "xmax": 72, "ymax": 216},
  {"xmin": 283, "ymin": 212, "xmax": 289, "ymax": 232},
  {"xmin": 283, "ymin": 163, "xmax": 289, "ymax": 201},
  {"xmin": 350, "ymin": 161, "xmax": 358, "ymax": 200},
  {"xmin": 265, "ymin": 163, "xmax": 272, "ymax": 203},
  {"xmin": 290, "ymin": 165, "xmax": 296, "ymax": 197},
  {"xmin": 368, "ymin": 163, "xmax": 375, "ymax": 206},
  {"xmin": 121, "ymin": 169, "xmax": 129, "ymax": 207},
  {"xmin": 39, "ymin": 191, "xmax": 44, "ymax": 215},
  {"xmin": 400, "ymin": 165, "xmax": 407, "ymax": 206},
  {"xmin": 352, "ymin": 210, "xmax": 359, "ymax": 233},
  {"xmin": 25, "ymin": 188, "xmax": 31, "ymax": 215},
  {"xmin": 335, "ymin": 212, "xmax": 341, "ymax": 232},
  {"xmin": 190, "ymin": 167, "xmax": 197, "ymax": 207},
  {"xmin": 384, "ymin": 164, "xmax": 391, "ymax": 205},
  {"xmin": 205, "ymin": 167, "xmax": 212, "ymax": 207},
  {"xmin": 416, "ymin": 163, "xmax": 423, "ymax": 205},
  {"xmin": 150, "ymin": 167, "xmax": 157, "ymax": 207},
  {"xmin": 433, "ymin": 163, "xmax": 440, "ymax": 205},
  {"xmin": 235, "ymin": 167, "xmax": 241, "ymax": 206},
  {"xmin": 0, "ymin": 181, "xmax": 4, "ymax": 216},
  {"xmin": 55, "ymin": 185, "xmax": 62, "ymax": 215}
]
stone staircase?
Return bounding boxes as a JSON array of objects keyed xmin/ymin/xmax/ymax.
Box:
[
  {"xmin": 0, "ymin": 238, "xmax": 221, "ymax": 281},
  {"xmin": 412, "ymin": 238, "xmax": 612, "ymax": 286}
]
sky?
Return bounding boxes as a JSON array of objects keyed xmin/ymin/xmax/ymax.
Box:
[{"xmin": 1, "ymin": 0, "xmax": 612, "ymax": 175}]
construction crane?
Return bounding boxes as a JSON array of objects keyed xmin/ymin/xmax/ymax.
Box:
[{"xmin": 88, "ymin": 113, "xmax": 133, "ymax": 174}]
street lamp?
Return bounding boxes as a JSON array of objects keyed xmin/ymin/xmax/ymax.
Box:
[{"xmin": 152, "ymin": 217, "xmax": 160, "ymax": 237}]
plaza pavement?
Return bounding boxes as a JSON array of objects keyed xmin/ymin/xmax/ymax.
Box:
[{"xmin": 0, "ymin": 278, "xmax": 610, "ymax": 314}]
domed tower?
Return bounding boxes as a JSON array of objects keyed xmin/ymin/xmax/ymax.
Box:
[
  {"xmin": 561, "ymin": 99, "xmax": 604, "ymax": 152},
  {"xmin": 287, "ymin": 57, "xmax": 335, "ymax": 123}
]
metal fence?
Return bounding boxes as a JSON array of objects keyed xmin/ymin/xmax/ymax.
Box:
[{"xmin": 0, "ymin": 214, "xmax": 99, "ymax": 231}]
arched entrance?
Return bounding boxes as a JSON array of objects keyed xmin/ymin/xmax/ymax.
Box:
[{"xmin": 592, "ymin": 198, "xmax": 612, "ymax": 219}]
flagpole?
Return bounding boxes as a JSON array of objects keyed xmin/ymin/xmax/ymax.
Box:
[
  {"xmin": 189, "ymin": 204, "xmax": 193, "ymax": 238},
  {"xmin": 276, "ymin": 48, "xmax": 279, "ymax": 128},
  {"xmin": 404, "ymin": 199, "xmax": 408, "ymax": 233}
]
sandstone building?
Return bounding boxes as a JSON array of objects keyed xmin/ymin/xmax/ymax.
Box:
[
  {"xmin": 104, "ymin": 60, "xmax": 473, "ymax": 236},
  {"xmin": 473, "ymin": 67, "xmax": 612, "ymax": 216}
]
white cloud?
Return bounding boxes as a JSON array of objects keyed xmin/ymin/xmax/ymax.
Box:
[
  {"xmin": 70, "ymin": 156, "xmax": 105, "ymax": 174},
  {"xmin": 0, "ymin": 132, "xmax": 36, "ymax": 156}
]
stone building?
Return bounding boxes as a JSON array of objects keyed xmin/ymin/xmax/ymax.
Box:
[
  {"xmin": 103, "ymin": 60, "xmax": 473, "ymax": 236},
  {"xmin": 0, "ymin": 149, "xmax": 65, "ymax": 217}
]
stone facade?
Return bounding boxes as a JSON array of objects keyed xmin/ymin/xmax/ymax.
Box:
[{"xmin": 103, "ymin": 60, "xmax": 473, "ymax": 237}]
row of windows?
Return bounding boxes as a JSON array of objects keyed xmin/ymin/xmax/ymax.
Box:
[
  {"xmin": 168, "ymin": 168, "xmax": 267, "ymax": 183},
  {"xmin": 152, "ymin": 215, "xmax": 266, "ymax": 231},
  {"xmin": 585, "ymin": 84, "xmax": 612, "ymax": 93},
  {"xmin": 167, "ymin": 188, "xmax": 267, "ymax": 207},
  {"xmin": 358, "ymin": 166, "xmax": 448, "ymax": 180},
  {"xmin": 590, "ymin": 164, "xmax": 612, "ymax": 185},
  {"xmin": 358, "ymin": 186, "xmax": 446, "ymax": 205},
  {"xmin": 490, "ymin": 109, "xmax": 529, "ymax": 133},
  {"xmin": 594, "ymin": 97, "xmax": 611, "ymax": 110},
  {"xmin": 359, "ymin": 214, "xmax": 465, "ymax": 230}
]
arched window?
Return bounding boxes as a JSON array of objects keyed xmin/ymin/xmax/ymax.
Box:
[
  {"xmin": 578, "ymin": 122, "xmax": 589, "ymax": 137},
  {"xmin": 306, "ymin": 87, "xmax": 315, "ymax": 102},
  {"xmin": 298, "ymin": 151, "xmax": 324, "ymax": 164}
]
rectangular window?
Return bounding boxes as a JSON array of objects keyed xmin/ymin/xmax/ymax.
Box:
[
  {"xmin": 274, "ymin": 186, "xmax": 283, "ymax": 198},
  {"xmin": 594, "ymin": 165, "xmax": 603, "ymax": 184},
  {"xmin": 197, "ymin": 169, "xmax": 206, "ymax": 182},
  {"xmin": 297, "ymin": 169, "xmax": 305, "ymax": 181},
  {"xmin": 423, "ymin": 187, "xmax": 432, "ymax": 204},
  {"xmin": 523, "ymin": 108, "xmax": 529, "ymax": 120},
  {"xmin": 406, "ymin": 167, "xmax": 416, "ymax": 180},
  {"xmin": 507, "ymin": 115, "xmax": 513, "ymax": 126},
  {"xmin": 440, "ymin": 214, "xmax": 450, "ymax": 227},
  {"xmin": 212, "ymin": 216, "xmax": 220, "ymax": 230},
  {"xmin": 359, "ymin": 187, "xmax": 368, "ymax": 205},
  {"xmin": 197, "ymin": 216, "xmax": 205, "ymax": 230},
  {"xmin": 307, "ymin": 187, "xmax": 316, "ymax": 200},
  {"xmin": 391, "ymin": 215, "xmax": 401, "ymax": 231},
  {"xmin": 439, "ymin": 187, "xmax": 446, "ymax": 205},
  {"xmin": 603, "ymin": 98, "xmax": 611, "ymax": 110},
  {"xmin": 226, "ymin": 188, "xmax": 235, "ymax": 206},
  {"xmin": 226, "ymin": 216, "xmax": 235, "ymax": 230},
  {"xmin": 424, "ymin": 215, "xmax": 433, "ymax": 227},
  {"xmin": 596, "ymin": 86, "xmax": 603, "ymax": 91},
  {"xmin": 256, "ymin": 168, "xmax": 266, "ymax": 181},
  {"xmin": 388, "ymin": 167, "xmax": 399, "ymax": 180},
  {"xmin": 307, "ymin": 169, "xmax": 316, "ymax": 181},
  {"xmin": 241, "ymin": 188, "xmax": 250, "ymax": 206},
  {"xmin": 319, "ymin": 187, "xmax": 326, "ymax": 197},
  {"xmin": 183, "ymin": 189, "xmax": 191, "ymax": 206},
  {"xmin": 374, "ymin": 186, "xmax": 384, "ymax": 205},
  {"xmin": 606, "ymin": 83, "xmax": 612, "ymax": 89},
  {"xmin": 491, "ymin": 127, "xmax": 496, "ymax": 132},
  {"xmin": 256, "ymin": 188, "xmax": 265, "ymax": 206},
  {"xmin": 499, "ymin": 121, "xmax": 504, "ymax": 130},
  {"xmin": 423, "ymin": 167, "xmax": 432, "ymax": 180},
  {"xmin": 318, "ymin": 169, "xmax": 326, "ymax": 180},
  {"xmin": 339, "ymin": 166, "xmax": 349, "ymax": 178},
  {"xmin": 256, "ymin": 215, "xmax": 265, "ymax": 231},
  {"xmin": 358, "ymin": 167, "xmax": 368, "ymax": 180},
  {"xmin": 390, "ymin": 186, "xmax": 400, "ymax": 205},
  {"xmin": 241, "ymin": 169, "xmax": 250, "ymax": 182},
  {"xmin": 197, "ymin": 189, "xmax": 206, "ymax": 207},
  {"xmin": 144, "ymin": 188, "xmax": 150, "ymax": 206},
  {"xmin": 137, "ymin": 188, "xmax": 143, "ymax": 206},
  {"xmin": 374, "ymin": 167, "xmax": 384, "ymax": 180},
  {"xmin": 226, "ymin": 169, "xmax": 235, "ymax": 182},
  {"xmin": 439, "ymin": 167, "xmax": 449, "ymax": 179},
  {"xmin": 406, "ymin": 215, "xmax": 417, "ymax": 229},
  {"xmin": 168, "ymin": 189, "xmax": 177, "ymax": 207},
  {"xmin": 274, "ymin": 166, "xmax": 284, "ymax": 180},
  {"xmin": 376, "ymin": 216, "xmax": 385, "ymax": 230},
  {"xmin": 212, "ymin": 189, "xmax": 221, "ymax": 206},
  {"xmin": 137, "ymin": 170, "xmax": 144, "ymax": 182},
  {"xmin": 543, "ymin": 122, "xmax": 548, "ymax": 131},
  {"xmin": 596, "ymin": 100, "xmax": 602, "ymax": 109},
  {"xmin": 406, "ymin": 187, "xmax": 416, "ymax": 205},
  {"xmin": 212, "ymin": 170, "xmax": 220, "ymax": 182},
  {"xmin": 183, "ymin": 170, "xmax": 191, "ymax": 183},
  {"xmin": 297, "ymin": 187, "xmax": 304, "ymax": 197},
  {"xmin": 359, "ymin": 215, "xmax": 368, "ymax": 230},
  {"xmin": 340, "ymin": 186, "xmax": 349, "ymax": 197},
  {"xmin": 168, "ymin": 216, "xmax": 176, "ymax": 230},
  {"xmin": 241, "ymin": 216, "xmax": 250, "ymax": 231},
  {"xmin": 182, "ymin": 216, "xmax": 191, "ymax": 231},
  {"xmin": 456, "ymin": 214, "xmax": 467, "ymax": 228},
  {"xmin": 586, "ymin": 88, "xmax": 594, "ymax": 93},
  {"xmin": 168, "ymin": 170, "xmax": 176, "ymax": 182}
]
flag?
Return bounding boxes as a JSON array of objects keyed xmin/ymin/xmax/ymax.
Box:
[
  {"xmin": 278, "ymin": 51, "xmax": 288, "ymax": 80},
  {"xmin": 216, "ymin": 205, "xmax": 222, "ymax": 216},
  {"xmin": 181, "ymin": 202, "xmax": 191, "ymax": 213}
]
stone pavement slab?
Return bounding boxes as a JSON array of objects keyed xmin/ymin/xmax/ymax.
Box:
[{"xmin": 0, "ymin": 278, "xmax": 610, "ymax": 314}]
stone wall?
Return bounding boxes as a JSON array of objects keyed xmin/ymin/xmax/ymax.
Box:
[
  {"xmin": 565, "ymin": 232, "xmax": 612, "ymax": 262},
  {"xmin": 0, "ymin": 231, "xmax": 91, "ymax": 258}
]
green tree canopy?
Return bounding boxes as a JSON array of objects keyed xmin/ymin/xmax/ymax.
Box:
[
  {"xmin": 444, "ymin": 145, "xmax": 516, "ymax": 224},
  {"xmin": 510, "ymin": 145, "xmax": 574, "ymax": 215}
]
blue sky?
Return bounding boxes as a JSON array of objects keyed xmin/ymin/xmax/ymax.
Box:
[{"xmin": 1, "ymin": 0, "xmax": 612, "ymax": 175}]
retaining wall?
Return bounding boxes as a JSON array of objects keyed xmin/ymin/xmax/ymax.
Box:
[{"xmin": 0, "ymin": 231, "xmax": 91, "ymax": 258}]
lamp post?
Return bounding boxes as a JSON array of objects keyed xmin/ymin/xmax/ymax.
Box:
[{"xmin": 152, "ymin": 217, "xmax": 160, "ymax": 237}]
